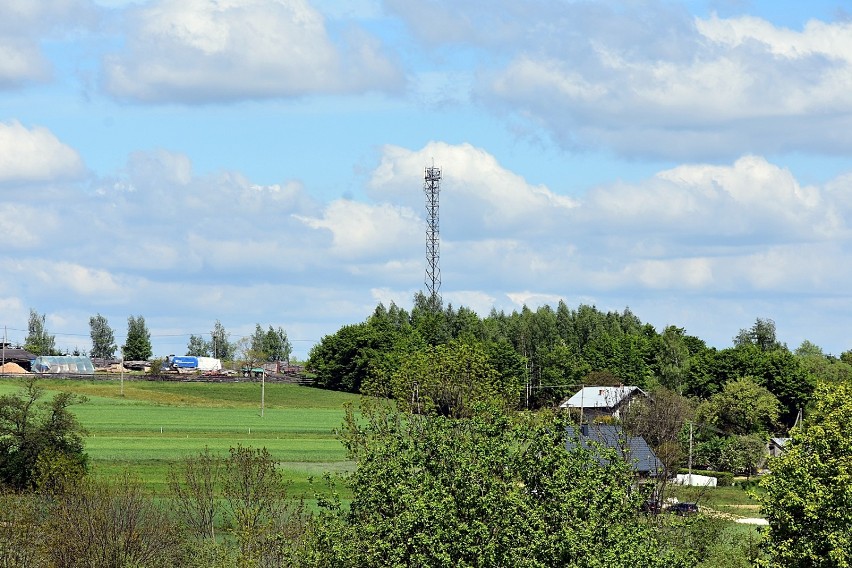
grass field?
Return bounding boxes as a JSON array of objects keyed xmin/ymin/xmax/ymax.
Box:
[{"xmin": 0, "ymin": 377, "xmax": 360, "ymax": 497}]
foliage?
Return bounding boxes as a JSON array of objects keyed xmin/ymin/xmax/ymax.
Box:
[
  {"xmin": 170, "ymin": 445, "xmax": 312, "ymax": 566},
  {"xmin": 311, "ymin": 401, "xmax": 688, "ymax": 568},
  {"xmin": 168, "ymin": 447, "xmax": 222, "ymax": 540},
  {"xmin": 686, "ymin": 346, "xmax": 812, "ymax": 425},
  {"xmin": 391, "ymin": 339, "xmax": 522, "ymax": 417},
  {"xmin": 187, "ymin": 334, "xmax": 211, "ymax": 357},
  {"xmin": 623, "ymin": 387, "xmax": 694, "ymax": 475},
  {"xmin": 46, "ymin": 473, "xmax": 187, "ymax": 568},
  {"xmin": 0, "ymin": 489, "xmax": 47, "ymax": 567},
  {"xmin": 263, "ymin": 325, "xmax": 293, "ymax": 363},
  {"xmin": 692, "ymin": 434, "xmax": 767, "ymax": 475},
  {"xmin": 88, "ymin": 313, "xmax": 117, "ymax": 359},
  {"xmin": 0, "ymin": 378, "xmax": 88, "ymax": 490},
  {"xmin": 655, "ymin": 326, "xmax": 692, "ymax": 392},
  {"xmin": 734, "ymin": 317, "xmax": 784, "ymax": 351},
  {"xmin": 210, "ymin": 320, "xmax": 235, "ymax": 361},
  {"xmin": 24, "ymin": 308, "xmax": 57, "ymax": 356},
  {"xmin": 224, "ymin": 445, "xmax": 311, "ymax": 566},
  {"xmin": 696, "ymin": 376, "xmax": 781, "ymax": 436},
  {"xmin": 123, "ymin": 314, "xmax": 152, "ymax": 361},
  {"xmin": 759, "ymin": 382, "xmax": 852, "ymax": 567}
]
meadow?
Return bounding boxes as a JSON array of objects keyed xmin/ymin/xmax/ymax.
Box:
[{"xmin": 0, "ymin": 377, "xmax": 360, "ymax": 497}]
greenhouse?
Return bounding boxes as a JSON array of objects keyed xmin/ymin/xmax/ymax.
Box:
[{"xmin": 30, "ymin": 356, "xmax": 95, "ymax": 375}]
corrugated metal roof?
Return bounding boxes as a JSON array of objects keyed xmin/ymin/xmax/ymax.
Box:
[{"xmin": 559, "ymin": 385, "xmax": 643, "ymax": 409}]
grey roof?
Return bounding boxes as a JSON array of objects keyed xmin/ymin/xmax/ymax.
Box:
[
  {"xmin": 0, "ymin": 347, "xmax": 36, "ymax": 363},
  {"xmin": 559, "ymin": 386, "xmax": 644, "ymax": 410},
  {"xmin": 769, "ymin": 437, "xmax": 791, "ymax": 447},
  {"xmin": 566, "ymin": 424, "xmax": 663, "ymax": 476}
]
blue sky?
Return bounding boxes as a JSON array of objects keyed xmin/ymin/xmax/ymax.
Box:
[{"xmin": 2, "ymin": 0, "xmax": 852, "ymax": 359}]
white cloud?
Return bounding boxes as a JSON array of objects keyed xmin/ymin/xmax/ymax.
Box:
[
  {"xmin": 10, "ymin": 260, "xmax": 127, "ymax": 298},
  {"xmin": 0, "ymin": 204, "xmax": 62, "ymax": 249},
  {"xmin": 0, "ymin": 0, "xmax": 97, "ymax": 87},
  {"xmin": 102, "ymin": 0, "xmax": 403, "ymax": 102},
  {"xmin": 0, "ymin": 121, "xmax": 86, "ymax": 183},
  {"xmin": 583, "ymin": 156, "xmax": 836, "ymax": 242},
  {"xmin": 444, "ymin": 290, "xmax": 497, "ymax": 315},
  {"xmin": 369, "ymin": 141, "xmax": 577, "ymax": 237},
  {"xmin": 296, "ymin": 199, "xmax": 420, "ymax": 258},
  {"xmin": 505, "ymin": 291, "xmax": 565, "ymax": 309},
  {"xmin": 404, "ymin": 2, "xmax": 852, "ymax": 158}
]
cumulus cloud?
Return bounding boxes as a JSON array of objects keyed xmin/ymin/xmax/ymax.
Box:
[
  {"xmin": 102, "ymin": 0, "xmax": 403, "ymax": 102},
  {"xmin": 362, "ymin": 143, "xmax": 852, "ymax": 314},
  {"xmin": 369, "ymin": 141, "xmax": 576, "ymax": 237},
  {"xmin": 582, "ymin": 156, "xmax": 835, "ymax": 243},
  {"xmin": 484, "ymin": 9, "xmax": 852, "ymax": 158},
  {"xmin": 0, "ymin": 121, "xmax": 86, "ymax": 184},
  {"xmin": 296, "ymin": 199, "xmax": 421, "ymax": 258},
  {"xmin": 385, "ymin": 1, "xmax": 852, "ymax": 159},
  {"xmin": 0, "ymin": 0, "xmax": 97, "ymax": 87}
]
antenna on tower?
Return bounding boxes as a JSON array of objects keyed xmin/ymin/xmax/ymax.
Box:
[{"xmin": 424, "ymin": 164, "xmax": 442, "ymax": 310}]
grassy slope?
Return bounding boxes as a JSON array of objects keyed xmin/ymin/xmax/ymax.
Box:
[{"xmin": 0, "ymin": 378, "xmax": 359, "ymax": 497}]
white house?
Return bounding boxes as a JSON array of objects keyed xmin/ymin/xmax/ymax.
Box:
[{"xmin": 558, "ymin": 385, "xmax": 647, "ymax": 420}]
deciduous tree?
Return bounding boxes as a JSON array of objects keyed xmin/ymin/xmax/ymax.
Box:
[
  {"xmin": 123, "ymin": 315, "xmax": 152, "ymax": 361},
  {"xmin": 186, "ymin": 334, "xmax": 210, "ymax": 357},
  {"xmin": 24, "ymin": 308, "xmax": 56, "ymax": 356},
  {"xmin": 312, "ymin": 401, "xmax": 688, "ymax": 567},
  {"xmin": 210, "ymin": 320, "xmax": 234, "ymax": 361},
  {"xmin": 759, "ymin": 382, "xmax": 852, "ymax": 566},
  {"xmin": 88, "ymin": 313, "xmax": 117, "ymax": 359},
  {"xmin": 0, "ymin": 378, "xmax": 88, "ymax": 490}
]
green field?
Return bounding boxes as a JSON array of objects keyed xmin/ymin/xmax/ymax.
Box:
[{"xmin": 0, "ymin": 377, "xmax": 360, "ymax": 497}]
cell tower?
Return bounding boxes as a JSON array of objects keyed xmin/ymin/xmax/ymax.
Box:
[{"xmin": 424, "ymin": 165, "xmax": 442, "ymax": 308}]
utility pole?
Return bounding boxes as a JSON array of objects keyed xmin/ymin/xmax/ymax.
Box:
[
  {"xmin": 260, "ymin": 370, "xmax": 265, "ymax": 418},
  {"xmin": 688, "ymin": 421, "xmax": 693, "ymax": 482}
]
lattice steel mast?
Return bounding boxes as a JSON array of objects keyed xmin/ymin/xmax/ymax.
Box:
[{"xmin": 424, "ymin": 165, "xmax": 442, "ymax": 308}]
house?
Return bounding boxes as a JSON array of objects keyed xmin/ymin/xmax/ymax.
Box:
[
  {"xmin": 767, "ymin": 437, "xmax": 790, "ymax": 458},
  {"xmin": 558, "ymin": 385, "xmax": 646, "ymax": 420},
  {"xmin": 565, "ymin": 423, "xmax": 663, "ymax": 477}
]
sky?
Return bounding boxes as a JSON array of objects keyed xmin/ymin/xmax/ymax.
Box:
[{"xmin": 2, "ymin": 0, "xmax": 852, "ymax": 360}]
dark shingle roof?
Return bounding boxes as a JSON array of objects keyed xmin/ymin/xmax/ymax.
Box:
[{"xmin": 566, "ymin": 424, "xmax": 662, "ymax": 476}]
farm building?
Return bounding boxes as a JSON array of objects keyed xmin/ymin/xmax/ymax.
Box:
[
  {"xmin": 31, "ymin": 355, "xmax": 95, "ymax": 375},
  {"xmin": 0, "ymin": 343, "xmax": 36, "ymax": 372}
]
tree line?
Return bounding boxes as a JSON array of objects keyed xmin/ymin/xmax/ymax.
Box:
[
  {"xmin": 306, "ymin": 294, "xmax": 850, "ymax": 474},
  {"xmin": 18, "ymin": 310, "xmax": 292, "ymax": 365}
]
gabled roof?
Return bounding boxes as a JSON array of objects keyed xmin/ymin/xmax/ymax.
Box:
[
  {"xmin": 566, "ymin": 423, "xmax": 662, "ymax": 476},
  {"xmin": 769, "ymin": 437, "xmax": 790, "ymax": 448},
  {"xmin": 559, "ymin": 386, "xmax": 644, "ymax": 410}
]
